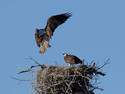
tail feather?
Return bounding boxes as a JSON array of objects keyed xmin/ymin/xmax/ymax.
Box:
[{"xmin": 40, "ymin": 40, "xmax": 50, "ymax": 53}]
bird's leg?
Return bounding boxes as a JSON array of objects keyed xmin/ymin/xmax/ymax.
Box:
[
  {"xmin": 39, "ymin": 43, "xmax": 43, "ymax": 53},
  {"xmin": 47, "ymin": 41, "xmax": 51, "ymax": 48},
  {"xmin": 69, "ymin": 64, "xmax": 71, "ymax": 67},
  {"xmin": 45, "ymin": 36, "xmax": 51, "ymax": 47},
  {"xmin": 69, "ymin": 64, "xmax": 73, "ymax": 67},
  {"xmin": 81, "ymin": 59, "xmax": 85, "ymax": 65},
  {"xmin": 40, "ymin": 43, "xmax": 42, "ymax": 47}
]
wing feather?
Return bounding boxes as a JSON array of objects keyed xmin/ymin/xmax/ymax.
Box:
[
  {"xmin": 45, "ymin": 13, "xmax": 72, "ymax": 38},
  {"xmin": 35, "ymin": 29, "xmax": 41, "ymax": 47}
]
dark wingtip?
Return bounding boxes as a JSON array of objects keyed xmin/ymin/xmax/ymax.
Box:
[{"xmin": 64, "ymin": 12, "xmax": 72, "ymax": 17}]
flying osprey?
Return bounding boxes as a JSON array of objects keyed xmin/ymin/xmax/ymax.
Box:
[
  {"xmin": 35, "ymin": 13, "xmax": 72, "ymax": 53},
  {"xmin": 63, "ymin": 53, "xmax": 83, "ymax": 66}
]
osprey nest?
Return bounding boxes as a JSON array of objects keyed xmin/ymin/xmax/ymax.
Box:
[{"xmin": 34, "ymin": 64, "xmax": 105, "ymax": 94}]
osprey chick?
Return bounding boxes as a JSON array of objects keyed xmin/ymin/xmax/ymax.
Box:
[
  {"xmin": 63, "ymin": 53, "xmax": 83, "ymax": 66},
  {"xmin": 35, "ymin": 13, "xmax": 72, "ymax": 53}
]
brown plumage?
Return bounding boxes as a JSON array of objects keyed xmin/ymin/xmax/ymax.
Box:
[
  {"xmin": 63, "ymin": 53, "xmax": 83, "ymax": 66},
  {"xmin": 35, "ymin": 13, "xmax": 71, "ymax": 53},
  {"xmin": 45, "ymin": 13, "xmax": 72, "ymax": 38}
]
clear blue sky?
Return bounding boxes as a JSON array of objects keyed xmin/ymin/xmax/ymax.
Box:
[{"xmin": 0, "ymin": 0, "xmax": 125, "ymax": 94}]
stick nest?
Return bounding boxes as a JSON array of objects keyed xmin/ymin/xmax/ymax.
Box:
[{"xmin": 35, "ymin": 64, "xmax": 105, "ymax": 94}]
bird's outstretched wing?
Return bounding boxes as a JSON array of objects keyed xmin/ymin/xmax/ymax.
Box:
[
  {"xmin": 35, "ymin": 29, "xmax": 41, "ymax": 47},
  {"xmin": 45, "ymin": 12, "xmax": 72, "ymax": 38}
]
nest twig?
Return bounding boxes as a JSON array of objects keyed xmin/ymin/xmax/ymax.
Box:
[
  {"xmin": 35, "ymin": 64, "xmax": 105, "ymax": 94},
  {"xmin": 17, "ymin": 57, "xmax": 108, "ymax": 94}
]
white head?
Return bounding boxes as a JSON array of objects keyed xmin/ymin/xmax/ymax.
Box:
[{"xmin": 63, "ymin": 53, "xmax": 67, "ymax": 57}]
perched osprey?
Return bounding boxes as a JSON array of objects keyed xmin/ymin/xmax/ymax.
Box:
[
  {"xmin": 35, "ymin": 13, "xmax": 72, "ymax": 53},
  {"xmin": 63, "ymin": 53, "xmax": 83, "ymax": 66}
]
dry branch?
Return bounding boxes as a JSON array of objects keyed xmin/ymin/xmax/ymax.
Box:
[
  {"xmin": 35, "ymin": 63, "xmax": 106, "ymax": 94},
  {"xmin": 18, "ymin": 57, "xmax": 46, "ymax": 74}
]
